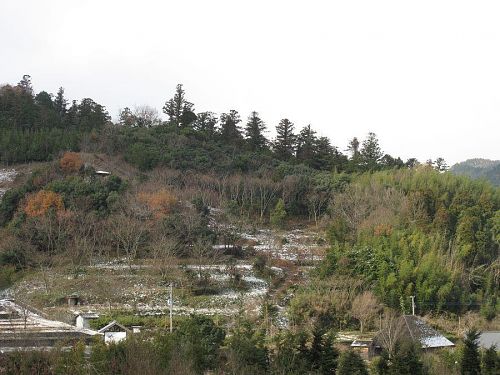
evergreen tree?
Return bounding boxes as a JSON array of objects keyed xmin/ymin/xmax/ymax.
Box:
[
  {"xmin": 461, "ymin": 329, "xmax": 481, "ymax": 375},
  {"xmin": 219, "ymin": 110, "xmax": 242, "ymax": 144},
  {"xmin": 194, "ymin": 111, "xmax": 218, "ymax": 136},
  {"xmin": 481, "ymin": 345, "xmax": 498, "ymax": 375},
  {"xmin": 273, "ymin": 118, "xmax": 296, "ymax": 161},
  {"xmin": 360, "ymin": 132, "xmax": 383, "ymax": 170},
  {"xmin": 347, "ymin": 137, "xmax": 360, "ymax": 159},
  {"xmin": 270, "ymin": 198, "xmax": 287, "ymax": 228},
  {"xmin": 336, "ymin": 350, "xmax": 368, "ymax": 375},
  {"xmin": 307, "ymin": 326, "xmax": 338, "ymax": 375},
  {"xmin": 64, "ymin": 100, "xmax": 79, "ymax": 127},
  {"xmin": 244, "ymin": 111, "xmax": 267, "ymax": 151},
  {"xmin": 296, "ymin": 124, "xmax": 318, "ymax": 166},
  {"xmin": 434, "ymin": 157, "xmax": 448, "ymax": 172},
  {"xmin": 314, "ymin": 136, "xmax": 336, "ymax": 170},
  {"xmin": 389, "ymin": 340, "xmax": 424, "ymax": 375},
  {"xmin": 225, "ymin": 319, "xmax": 268, "ymax": 374},
  {"xmin": 53, "ymin": 87, "xmax": 67, "ymax": 118},
  {"xmin": 162, "ymin": 83, "xmax": 195, "ymax": 127},
  {"xmin": 34, "ymin": 91, "xmax": 53, "ymax": 109},
  {"xmin": 374, "ymin": 350, "xmax": 390, "ymax": 375},
  {"xmin": 17, "ymin": 74, "xmax": 33, "ymax": 96},
  {"xmin": 77, "ymin": 98, "xmax": 110, "ymax": 131},
  {"xmin": 118, "ymin": 107, "xmax": 135, "ymax": 127},
  {"xmin": 405, "ymin": 158, "xmax": 420, "ymax": 168}
]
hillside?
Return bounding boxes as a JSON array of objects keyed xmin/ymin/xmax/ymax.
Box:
[
  {"xmin": 451, "ymin": 158, "xmax": 500, "ymax": 186},
  {"xmin": 1, "ymin": 77, "xmax": 499, "ymax": 374}
]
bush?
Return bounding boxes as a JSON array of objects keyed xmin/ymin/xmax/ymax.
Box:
[{"xmin": 59, "ymin": 152, "xmax": 83, "ymax": 173}]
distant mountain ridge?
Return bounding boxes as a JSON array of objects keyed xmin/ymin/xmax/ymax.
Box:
[{"xmin": 450, "ymin": 158, "xmax": 500, "ymax": 186}]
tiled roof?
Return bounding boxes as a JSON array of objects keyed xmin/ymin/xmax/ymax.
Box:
[{"xmin": 401, "ymin": 315, "xmax": 454, "ymax": 348}]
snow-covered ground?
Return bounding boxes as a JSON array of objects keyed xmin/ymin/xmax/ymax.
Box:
[
  {"xmin": 239, "ymin": 228, "xmax": 326, "ymax": 261},
  {"xmin": 0, "ymin": 169, "xmax": 17, "ymax": 198}
]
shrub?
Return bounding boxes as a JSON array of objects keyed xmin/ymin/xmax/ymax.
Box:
[
  {"xmin": 24, "ymin": 190, "xmax": 64, "ymax": 217},
  {"xmin": 60, "ymin": 152, "xmax": 83, "ymax": 173}
]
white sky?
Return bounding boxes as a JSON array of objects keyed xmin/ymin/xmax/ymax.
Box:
[{"xmin": 1, "ymin": 0, "xmax": 499, "ymax": 165}]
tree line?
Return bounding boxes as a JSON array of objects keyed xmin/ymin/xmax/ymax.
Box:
[{"xmin": 1, "ymin": 76, "xmax": 449, "ymax": 172}]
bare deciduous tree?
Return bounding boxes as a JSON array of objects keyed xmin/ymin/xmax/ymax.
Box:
[
  {"xmin": 109, "ymin": 213, "xmax": 148, "ymax": 268},
  {"xmin": 150, "ymin": 234, "xmax": 178, "ymax": 281},
  {"xmin": 377, "ymin": 310, "xmax": 406, "ymax": 355},
  {"xmin": 351, "ymin": 291, "xmax": 380, "ymax": 333}
]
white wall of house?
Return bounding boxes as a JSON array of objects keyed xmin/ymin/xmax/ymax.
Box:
[{"xmin": 104, "ymin": 331, "xmax": 126, "ymax": 344}]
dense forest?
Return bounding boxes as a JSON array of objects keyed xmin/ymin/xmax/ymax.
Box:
[
  {"xmin": 451, "ymin": 159, "xmax": 500, "ymax": 187},
  {"xmin": 0, "ymin": 76, "xmax": 499, "ymax": 374}
]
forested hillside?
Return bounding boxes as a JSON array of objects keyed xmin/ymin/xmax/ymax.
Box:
[
  {"xmin": 0, "ymin": 76, "xmax": 499, "ymax": 374},
  {"xmin": 451, "ymin": 159, "xmax": 500, "ymax": 186}
]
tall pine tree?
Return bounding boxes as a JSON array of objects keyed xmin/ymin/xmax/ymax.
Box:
[
  {"xmin": 461, "ymin": 329, "xmax": 481, "ymax": 375},
  {"xmin": 360, "ymin": 132, "xmax": 383, "ymax": 170},
  {"xmin": 273, "ymin": 118, "xmax": 296, "ymax": 161},
  {"xmin": 53, "ymin": 87, "xmax": 67, "ymax": 119},
  {"xmin": 336, "ymin": 350, "xmax": 368, "ymax": 375},
  {"xmin": 296, "ymin": 124, "xmax": 318, "ymax": 166},
  {"xmin": 219, "ymin": 110, "xmax": 243, "ymax": 144},
  {"xmin": 244, "ymin": 111, "xmax": 267, "ymax": 151},
  {"xmin": 162, "ymin": 83, "xmax": 195, "ymax": 127}
]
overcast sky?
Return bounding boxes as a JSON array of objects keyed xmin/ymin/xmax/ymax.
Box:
[{"xmin": 1, "ymin": 1, "xmax": 499, "ymax": 165}]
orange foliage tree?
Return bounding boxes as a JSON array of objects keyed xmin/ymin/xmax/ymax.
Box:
[
  {"xmin": 60, "ymin": 152, "xmax": 83, "ymax": 173},
  {"xmin": 24, "ymin": 190, "xmax": 65, "ymax": 217},
  {"xmin": 137, "ymin": 189, "xmax": 177, "ymax": 219}
]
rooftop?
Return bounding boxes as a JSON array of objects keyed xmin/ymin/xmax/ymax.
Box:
[
  {"xmin": 0, "ymin": 299, "xmax": 98, "ymax": 351},
  {"xmin": 478, "ymin": 331, "xmax": 500, "ymax": 349},
  {"xmin": 401, "ymin": 315, "xmax": 454, "ymax": 348}
]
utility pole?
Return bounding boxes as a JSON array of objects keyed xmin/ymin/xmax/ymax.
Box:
[
  {"xmin": 169, "ymin": 283, "xmax": 173, "ymax": 333},
  {"xmin": 410, "ymin": 295, "xmax": 416, "ymax": 316}
]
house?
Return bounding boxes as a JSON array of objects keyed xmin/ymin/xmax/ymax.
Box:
[
  {"xmin": 0, "ymin": 298, "xmax": 98, "ymax": 352},
  {"xmin": 372, "ymin": 315, "xmax": 454, "ymax": 356},
  {"xmin": 75, "ymin": 312, "xmax": 99, "ymax": 329},
  {"xmin": 98, "ymin": 321, "xmax": 130, "ymax": 344},
  {"xmin": 477, "ymin": 331, "xmax": 500, "ymax": 350},
  {"xmin": 350, "ymin": 339, "xmax": 373, "ymax": 360}
]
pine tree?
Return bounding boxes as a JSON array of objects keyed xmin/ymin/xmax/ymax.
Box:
[
  {"xmin": 314, "ymin": 136, "xmax": 335, "ymax": 170},
  {"xmin": 312, "ymin": 328, "xmax": 338, "ymax": 375},
  {"xmin": 389, "ymin": 340, "xmax": 424, "ymax": 375},
  {"xmin": 64, "ymin": 100, "xmax": 79, "ymax": 127},
  {"xmin": 244, "ymin": 111, "xmax": 267, "ymax": 151},
  {"xmin": 17, "ymin": 74, "xmax": 34, "ymax": 96},
  {"xmin": 347, "ymin": 137, "xmax": 360, "ymax": 159},
  {"xmin": 273, "ymin": 118, "xmax": 296, "ymax": 161},
  {"xmin": 461, "ymin": 329, "xmax": 481, "ymax": 375},
  {"xmin": 194, "ymin": 111, "xmax": 218, "ymax": 136},
  {"xmin": 296, "ymin": 124, "xmax": 318, "ymax": 166},
  {"xmin": 481, "ymin": 345, "xmax": 498, "ymax": 375},
  {"xmin": 434, "ymin": 157, "xmax": 448, "ymax": 172},
  {"xmin": 219, "ymin": 110, "xmax": 242, "ymax": 144},
  {"xmin": 53, "ymin": 87, "xmax": 67, "ymax": 118},
  {"xmin": 270, "ymin": 199, "xmax": 286, "ymax": 228},
  {"xmin": 336, "ymin": 350, "xmax": 368, "ymax": 375},
  {"xmin": 360, "ymin": 132, "xmax": 383, "ymax": 170},
  {"xmin": 162, "ymin": 83, "xmax": 195, "ymax": 127}
]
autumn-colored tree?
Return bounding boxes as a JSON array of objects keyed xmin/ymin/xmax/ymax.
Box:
[
  {"xmin": 137, "ymin": 189, "xmax": 178, "ymax": 219},
  {"xmin": 24, "ymin": 190, "xmax": 65, "ymax": 217},
  {"xmin": 60, "ymin": 152, "xmax": 83, "ymax": 173}
]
